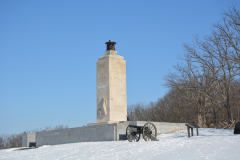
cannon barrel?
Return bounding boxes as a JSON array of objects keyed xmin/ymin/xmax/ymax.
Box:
[
  {"xmin": 128, "ymin": 125, "xmax": 143, "ymax": 129},
  {"xmin": 126, "ymin": 123, "xmax": 158, "ymax": 142}
]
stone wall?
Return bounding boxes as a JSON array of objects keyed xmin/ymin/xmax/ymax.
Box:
[
  {"xmin": 35, "ymin": 125, "xmax": 116, "ymax": 147},
  {"xmin": 23, "ymin": 121, "xmax": 187, "ymax": 147},
  {"xmin": 22, "ymin": 133, "xmax": 36, "ymax": 147}
]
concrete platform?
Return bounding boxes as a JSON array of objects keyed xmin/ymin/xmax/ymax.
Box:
[
  {"xmin": 87, "ymin": 121, "xmax": 120, "ymax": 126},
  {"xmin": 22, "ymin": 121, "xmax": 187, "ymax": 147}
]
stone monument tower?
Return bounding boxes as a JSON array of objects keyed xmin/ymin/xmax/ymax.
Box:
[{"xmin": 96, "ymin": 40, "xmax": 127, "ymax": 124}]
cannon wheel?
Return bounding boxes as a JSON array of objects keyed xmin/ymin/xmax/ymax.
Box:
[
  {"xmin": 142, "ymin": 123, "xmax": 157, "ymax": 141},
  {"xmin": 126, "ymin": 125, "xmax": 140, "ymax": 142}
]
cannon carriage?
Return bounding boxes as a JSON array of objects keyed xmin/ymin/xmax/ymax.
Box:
[{"xmin": 126, "ymin": 122, "xmax": 158, "ymax": 142}]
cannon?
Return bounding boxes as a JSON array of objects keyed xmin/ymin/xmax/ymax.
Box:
[{"xmin": 126, "ymin": 123, "xmax": 158, "ymax": 142}]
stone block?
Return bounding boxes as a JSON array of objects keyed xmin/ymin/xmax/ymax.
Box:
[
  {"xmin": 97, "ymin": 54, "xmax": 127, "ymax": 123},
  {"xmin": 104, "ymin": 50, "xmax": 117, "ymax": 56},
  {"xmin": 22, "ymin": 133, "xmax": 36, "ymax": 147}
]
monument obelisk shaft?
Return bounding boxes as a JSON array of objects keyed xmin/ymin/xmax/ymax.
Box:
[{"xmin": 96, "ymin": 40, "xmax": 127, "ymax": 123}]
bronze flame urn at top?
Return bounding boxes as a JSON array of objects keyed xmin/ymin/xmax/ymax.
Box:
[{"xmin": 105, "ymin": 40, "xmax": 116, "ymax": 51}]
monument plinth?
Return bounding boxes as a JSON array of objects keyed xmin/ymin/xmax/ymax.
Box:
[{"xmin": 88, "ymin": 40, "xmax": 127, "ymax": 126}]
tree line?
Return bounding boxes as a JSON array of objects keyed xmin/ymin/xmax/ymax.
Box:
[{"xmin": 128, "ymin": 6, "xmax": 240, "ymax": 128}]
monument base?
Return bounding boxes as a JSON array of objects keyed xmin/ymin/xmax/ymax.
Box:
[{"xmin": 23, "ymin": 121, "xmax": 187, "ymax": 147}]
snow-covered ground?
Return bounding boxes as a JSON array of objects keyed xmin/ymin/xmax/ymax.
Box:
[{"xmin": 0, "ymin": 128, "xmax": 239, "ymax": 160}]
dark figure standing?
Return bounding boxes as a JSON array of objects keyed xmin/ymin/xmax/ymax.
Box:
[{"xmin": 234, "ymin": 122, "xmax": 240, "ymax": 134}]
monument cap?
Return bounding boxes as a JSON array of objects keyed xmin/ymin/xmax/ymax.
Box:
[{"xmin": 105, "ymin": 40, "xmax": 116, "ymax": 51}]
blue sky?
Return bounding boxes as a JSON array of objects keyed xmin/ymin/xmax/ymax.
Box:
[{"xmin": 0, "ymin": 0, "xmax": 239, "ymax": 135}]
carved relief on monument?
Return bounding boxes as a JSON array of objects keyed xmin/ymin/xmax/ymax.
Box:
[{"xmin": 97, "ymin": 97, "xmax": 107, "ymax": 116}]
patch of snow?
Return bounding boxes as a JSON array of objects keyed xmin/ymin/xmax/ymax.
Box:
[{"xmin": 0, "ymin": 128, "xmax": 239, "ymax": 160}]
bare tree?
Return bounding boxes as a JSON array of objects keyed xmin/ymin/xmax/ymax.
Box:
[
  {"xmin": 127, "ymin": 7, "xmax": 240, "ymax": 126},
  {"xmin": 215, "ymin": 6, "xmax": 240, "ymax": 76},
  {"xmin": 54, "ymin": 125, "xmax": 69, "ymax": 130}
]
